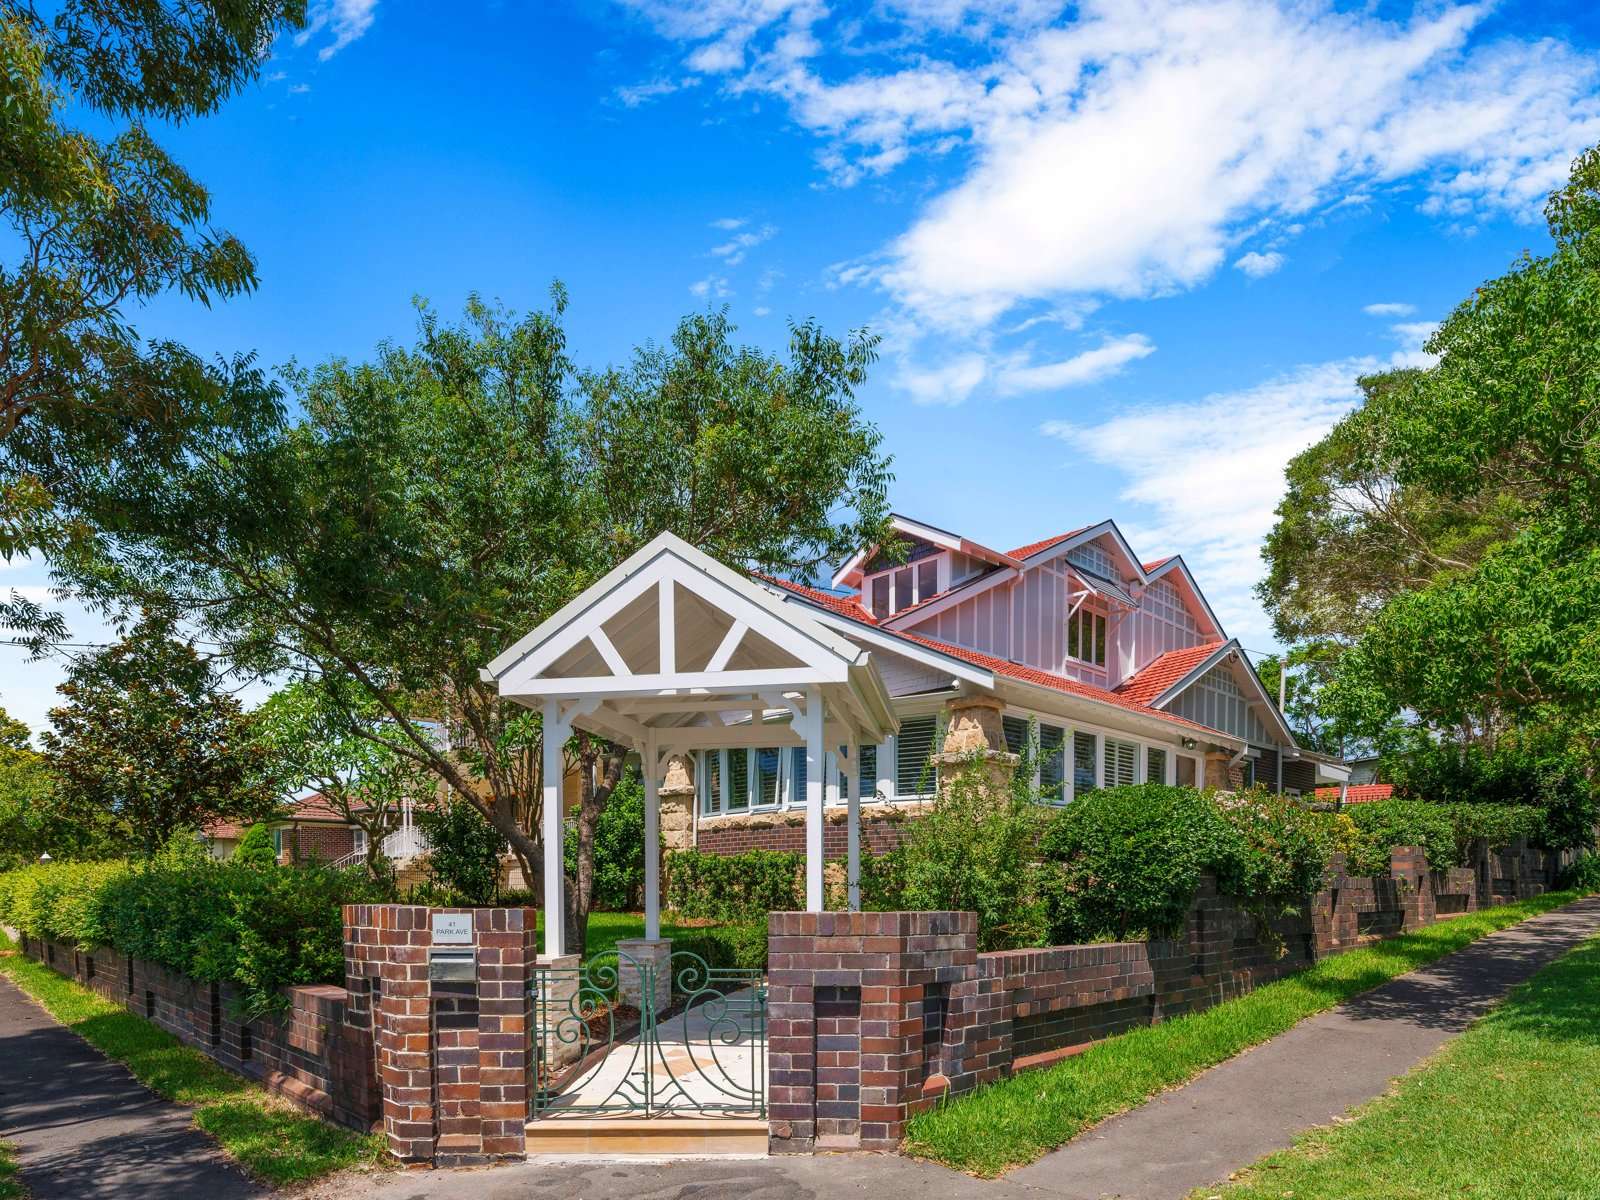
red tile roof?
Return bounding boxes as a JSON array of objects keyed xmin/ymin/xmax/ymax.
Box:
[
  {"xmin": 1114, "ymin": 641, "xmax": 1228, "ymax": 706},
  {"xmin": 1143, "ymin": 556, "xmax": 1174, "ymax": 572},
  {"xmin": 1315, "ymin": 783, "xmax": 1393, "ymax": 803},
  {"xmin": 751, "ymin": 573, "xmax": 877, "ymax": 623},
  {"xmin": 760, "ymin": 575, "xmax": 1231, "ymax": 740},
  {"xmin": 1008, "ymin": 527, "xmax": 1089, "ymax": 560}
]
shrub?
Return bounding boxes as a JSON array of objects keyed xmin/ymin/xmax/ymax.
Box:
[
  {"xmin": 665, "ymin": 848, "xmax": 802, "ymax": 921},
  {"xmin": 1343, "ymin": 800, "xmax": 1457, "ymax": 874},
  {"xmin": 891, "ymin": 762, "xmax": 1051, "ymax": 951},
  {"xmin": 561, "ymin": 769, "xmax": 647, "ymax": 912},
  {"xmin": 1215, "ymin": 789, "xmax": 1332, "ymax": 908},
  {"xmin": 0, "ymin": 834, "xmax": 386, "ymax": 1016},
  {"xmin": 1038, "ymin": 785, "xmax": 1250, "ymax": 944},
  {"xmin": 232, "ymin": 823, "xmax": 278, "ymax": 869},
  {"xmin": 416, "ymin": 798, "xmax": 504, "ymax": 905},
  {"xmin": 670, "ymin": 922, "xmax": 768, "ymax": 974},
  {"xmin": 1557, "ymin": 853, "xmax": 1600, "ymax": 893}
]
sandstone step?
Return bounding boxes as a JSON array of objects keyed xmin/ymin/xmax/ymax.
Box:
[{"xmin": 524, "ymin": 1115, "xmax": 768, "ymax": 1157}]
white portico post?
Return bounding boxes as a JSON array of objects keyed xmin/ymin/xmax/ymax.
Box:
[
  {"xmin": 802, "ymin": 689, "xmax": 826, "ymax": 911},
  {"xmin": 541, "ymin": 700, "xmax": 569, "ymax": 960},
  {"xmin": 846, "ymin": 739, "xmax": 862, "ymax": 912},
  {"xmin": 643, "ymin": 735, "xmax": 662, "ymax": 941}
]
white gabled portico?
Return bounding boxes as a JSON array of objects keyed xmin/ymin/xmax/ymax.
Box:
[{"xmin": 481, "ymin": 531, "xmax": 898, "ymax": 960}]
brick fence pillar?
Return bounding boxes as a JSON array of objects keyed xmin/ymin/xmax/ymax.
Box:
[
  {"xmin": 767, "ymin": 910, "xmax": 978, "ymax": 1154},
  {"xmin": 344, "ymin": 904, "xmax": 537, "ymax": 1166}
]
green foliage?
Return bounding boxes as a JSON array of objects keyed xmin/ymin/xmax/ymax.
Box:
[
  {"xmin": 1039, "ymin": 785, "xmax": 1252, "ymax": 943},
  {"xmin": 232, "ymin": 823, "xmax": 277, "ymax": 869},
  {"xmin": 1, "ymin": 0, "xmax": 306, "ymax": 571},
  {"xmin": 889, "ymin": 763, "xmax": 1052, "ymax": 951},
  {"xmin": 0, "ymin": 704, "xmax": 111, "ymax": 869},
  {"xmin": 569, "ymin": 768, "xmax": 645, "ymax": 911},
  {"xmin": 665, "ymin": 848, "xmax": 803, "ymax": 922},
  {"xmin": 1342, "ymin": 800, "xmax": 1459, "ymax": 874},
  {"xmin": 1250, "ymin": 647, "xmax": 1343, "ymax": 756},
  {"xmin": 1557, "ymin": 853, "xmax": 1600, "ymax": 893},
  {"xmin": 670, "ymin": 923, "xmax": 769, "ymax": 973},
  {"xmin": 1215, "ymin": 789, "xmax": 1335, "ymax": 908},
  {"xmin": 415, "ymin": 799, "xmax": 504, "ymax": 905},
  {"xmin": 40, "ymin": 612, "xmax": 277, "ymax": 856},
  {"xmin": 0, "ymin": 837, "xmax": 386, "ymax": 1016}
]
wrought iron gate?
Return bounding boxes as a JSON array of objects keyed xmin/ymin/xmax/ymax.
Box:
[{"xmin": 530, "ymin": 949, "xmax": 767, "ymax": 1118}]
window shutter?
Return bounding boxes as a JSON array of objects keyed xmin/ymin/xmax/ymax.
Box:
[
  {"xmin": 1105, "ymin": 738, "xmax": 1138, "ymax": 787},
  {"xmin": 895, "ymin": 716, "xmax": 938, "ymax": 798},
  {"xmin": 1039, "ymin": 724, "xmax": 1066, "ymax": 801},
  {"xmin": 703, "ymin": 751, "xmax": 722, "ymax": 814},
  {"xmin": 728, "ymin": 749, "xmax": 750, "ymax": 811},
  {"xmin": 1002, "ymin": 714, "xmax": 1029, "ymax": 756},
  {"xmin": 754, "ymin": 747, "xmax": 780, "ymax": 806},
  {"xmin": 860, "ymin": 743, "xmax": 878, "ymax": 799},
  {"xmin": 791, "ymin": 747, "xmax": 808, "ymax": 804},
  {"xmin": 1073, "ymin": 732, "xmax": 1097, "ymax": 793}
]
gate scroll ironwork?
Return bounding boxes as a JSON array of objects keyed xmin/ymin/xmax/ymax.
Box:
[{"xmin": 530, "ymin": 948, "xmax": 767, "ymax": 1118}]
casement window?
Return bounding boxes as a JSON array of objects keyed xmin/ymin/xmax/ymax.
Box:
[
  {"xmin": 1104, "ymin": 738, "xmax": 1139, "ymax": 788},
  {"xmin": 894, "ymin": 567, "xmax": 914, "ymax": 611},
  {"xmin": 1039, "ymin": 724, "xmax": 1066, "ymax": 802},
  {"xmin": 870, "ymin": 575, "xmax": 890, "ymax": 619},
  {"xmin": 1066, "ymin": 606, "xmax": 1107, "ymax": 667},
  {"xmin": 789, "ymin": 747, "xmax": 809, "ymax": 803},
  {"xmin": 895, "ymin": 714, "xmax": 939, "ymax": 799},
  {"xmin": 918, "ymin": 559, "xmax": 938, "ymax": 604},
  {"xmin": 1002, "ymin": 714, "xmax": 1030, "ymax": 757},
  {"xmin": 858, "ymin": 743, "xmax": 878, "ymax": 799},
  {"xmin": 1073, "ymin": 732, "xmax": 1097, "ymax": 795},
  {"xmin": 753, "ymin": 747, "xmax": 781, "ymax": 807},
  {"xmin": 352, "ymin": 828, "xmax": 368, "ymax": 856},
  {"xmin": 1146, "ymin": 747, "xmax": 1168, "ymax": 785},
  {"xmin": 728, "ymin": 750, "xmax": 750, "ymax": 811},
  {"xmin": 272, "ymin": 828, "xmax": 287, "ymax": 858}
]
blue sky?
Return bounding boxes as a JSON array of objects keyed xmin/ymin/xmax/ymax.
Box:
[{"xmin": 6, "ymin": 0, "xmax": 1600, "ymax": 735}]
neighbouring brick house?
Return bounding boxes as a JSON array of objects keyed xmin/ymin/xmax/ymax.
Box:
[
  {"xmin": 204, "ymin": 792, "xmax": 367, "ymax": 865},
  {"xmin": 683, "ymin": 514, "xmax": 1350, "ymax": 857}
]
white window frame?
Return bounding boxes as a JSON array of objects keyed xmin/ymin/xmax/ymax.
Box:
[
  {"xmin": 999, "ymin": 703, "xmax": 1192, "ymax": 802},
  {"xmin": 1174, "ymin": 752, "xmax": 1202, "ymax": 789},
  {"xmin": 1066, "ymin": 604, "xmax": 1108, "ymax": 668},
  {"xmin": 862, "ymin": 553, "xmax": 947, "ymax": 617}
]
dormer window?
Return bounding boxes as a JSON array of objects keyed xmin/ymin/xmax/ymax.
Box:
[
  {"xmin": 1067, "ymin": 605, "xmax": 1107, "ymax": 667},
  {"xmin": 1066, "ymin": 542, "xmax": 1115, "ymax": 578},
  {"xmin": 867, "ymin": 555, "xmax": 942, "ymax": 618}
]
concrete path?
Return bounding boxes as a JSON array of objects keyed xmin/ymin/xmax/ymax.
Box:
[
  {"xmin": 1008, "ymin": 893, "xmax": 1600, "ymax": 1200},
  {"xmin": 0, "ymin": 972, "xmax": 264, "ymax": 1200}
]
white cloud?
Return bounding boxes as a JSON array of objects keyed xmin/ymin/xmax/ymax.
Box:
[
  {"xmin": 754, "ymin": 305, "xmax": 772, "ymax": 316},
  {"xmin": 616, "ymin": 77, "xmax": 699, "ymax": 107},
  {"xmin": 1363, "ymin": 301, "xmax": 1416, "ymax": 316},
  {"xmin": 1042, "ymin": 358, "xmax": 1376, "ymax": 645},
  {"xmin": 690, "ymin": 274, "xmax": 732, "ymax": 299},
  {"xmin": 1233, "ymin": 250, "xmax": 1286, "ymax": 278},
  {"xmin": 711, "ymin": 217, "xmax": 747, "ymax": 230},
  {"xmin": 711, "ymin": 223, "xmax": 777, "ymax": 265},
  {"xmin": 289, "ymin": 83, "xmax": 312, "ymax": 95},
  {"xmin": 294, "ymin": 0, "xmax": 379, "ymax": 61},
  {"xmin": 892, "ymin": 333, "xmax": 1154, "ymax": 404},
  {"xmin": 628, "ymin": 0, "xmax": 1600, "ymax": 334},
  {"xmin": 996, "ymin": 334, "xmax": 1156, "ymax": 393}
]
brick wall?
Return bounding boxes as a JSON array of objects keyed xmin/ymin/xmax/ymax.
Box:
[
  {"xmin": 696, "ymin": 816, "xmax": 910, "ymax": 857},
  {"xmin": 285, "ymin": 822, "xmax": 357, "ymax": 864},
  {"xmin": 768, "ymin": 837, "xmax": 1566, "ymax": 1153},
  {"xmin": 17, "ymin": 936, "xmax": 379, "ymax": 1132}
]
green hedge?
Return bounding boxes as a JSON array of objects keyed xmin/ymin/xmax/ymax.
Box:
[
  {"xmin": 670, "ymin": 922, "xmax": 768, "ymax": 973},
  {"xmin": 1341, "ymin": 800, "xmax": 1550, "ymax": 875},
  {"xmin": 664, "ymin": 848, "xmax": 802, "ymax": 922},
  {"xmin": 0, "ymin": 838, "xmax": 386, "ymax": 1016},
  {"xmin": 1037, "ymin": 785, "xmax": 1330, "ymax": 944}
]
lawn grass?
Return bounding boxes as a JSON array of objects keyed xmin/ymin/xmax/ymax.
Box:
[
  {"xmin": 0, "ymin": 1141, "xmax": 21, "ymax": 1200},
  {"xmin": 1200, "ymin": 931, "xmax": 1600, "ymax": 1200},
  {"xmin": 535, "ymin": 910, "xmax": 731, "ymax": 961},
  {"xmin": 903, "ymin": 889, "xmax": 1587, "ymax": 1177},
  {"xmin": 0, "ymin": 929, "xmax": 386, "ymax": 1187}
]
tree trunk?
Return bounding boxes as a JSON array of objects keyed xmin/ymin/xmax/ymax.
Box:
[{"xmin": 564, "ymin": 742, "xmax": 626, "ymax": 960}]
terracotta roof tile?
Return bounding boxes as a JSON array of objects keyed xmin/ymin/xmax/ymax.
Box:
[
  {"xmin": 1315, "ymin": 783, "xmax": 1392, "ymax": 803},
  {"xmin": 760, "ymin": 575, "xmax": 1231, "ymax": 740},
  {"xmin": 1114, "ymin": 641, "xmax": 1228, "ymax": 706},
  {"xmin": 1008, "ymin": 527, "xmax": 1089, "ymax": 560},
  {"xmin": 1143, "ymin": 556, "xmax": 1174, "ymax": 572},
  {"xmin": 751, "ymin": 573, "xmax": 877, "ymax": 623}
]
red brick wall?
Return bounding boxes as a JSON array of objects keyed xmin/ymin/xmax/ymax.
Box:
[{"xmin": 286, "ymin": 822, "xmax": 357, "ymax": 864}]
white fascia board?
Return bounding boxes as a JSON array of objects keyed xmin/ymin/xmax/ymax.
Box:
[
  {"xmin": 1023, "ymin": 519, "xmax": 1140, "ymax": 578},
  {"xmin": 1149, "ymin": 639, "xmax": 1242, "ymax": 708},
  {"xmin": 1313, "ymin": 759, "xmax": 1353, "ymax": 784},
  {"xmin": 831, "ymin": 547, "xmax": 870, "ymax": 589},
  {"xmin": 485, "ymin": 530, "xmax": 867, "ymax": 684},
  {"xmin": 773, "ymin": 594, "xmax": 996, "ymax": 690}
]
